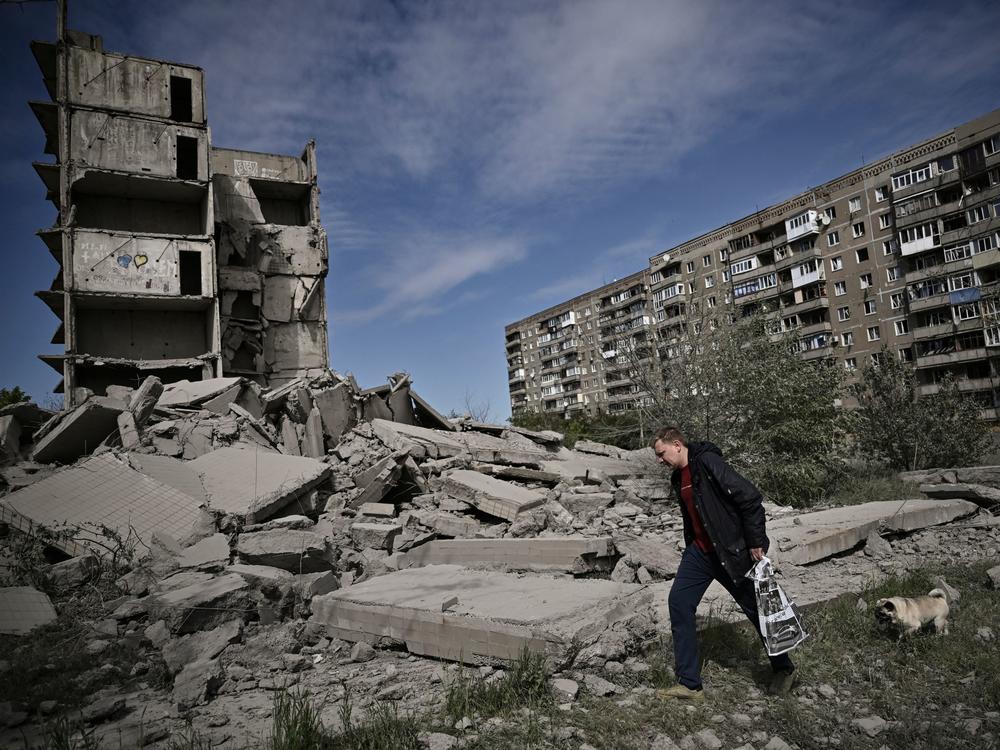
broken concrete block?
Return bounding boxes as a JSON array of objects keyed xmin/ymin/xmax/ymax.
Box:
[
  {"xmin": 162, "ymin": 619, "xmax": 244, "ymax": 674},
  {"xmin": 127, "ymin": 376, "xmax": 164, "ymax": 426},
  {"xmin": 2, "ymin": 453, "xmax": 204, "ymax": 553},
  {"xmin": 920, "ymin": 482, "xmax": 1000, "ymax": 508},
  {"xmin": 987, "ymin": 565, "xmax": 1000, "ymax": 590},
  {"xmin": 612, "ymin": 535, "xmax": 681, "ymax": 579},
  {"xmin": 573, "ymin": 440, "xmax": 622, "ymax": 458},
  {"xmin": 145, "ymin": 573, "xmax": 253, "ymax": 634},
  {"xmin": 31, "ymin": 396, "xmax": 123, "ymax": 464},
  {"xmin": 116, "ymin": 411, "xmax": 141, "ymax": 450},
  {"xmin": 173, "ymin": 658, "xmax": 225, "ymax": 711},
  {"xmin": 311, "ymin": 565, "xmax": 654, "ymax": 665},
  {"xmin": 864, "ymin": 530, "xmax": 893, "ymax": 558},
  {"xmin": 177, "ymin": 534, "xmax": 230, "ymax": 571},
  {"xmin": 303, "ymin": 407, "xmax": 325, "ymax": 458},
  {"xmin": 0, "ymin": 587, "xmax": 58, "ymax": 634},
  {"xmin": 350, "ymin": 454, "xmax": 404, "ymax": 508},
  {"xmin": 158, "ymin": 378, "xmax": 244, "ymax": 409},
  {"xmin": 312, "ymin": 384, "xmax": 356, "ymax": 444},
  {"xmin": 400, "ymin": 537, "xmax": 617, "ymax": 574},
  {"xmin": 293, "ymin": 570, "xmax": 340, "ymax": 598},
  {"xmin": 442, "ymin": 470, "xmax": 545, "ymax": 522},
  {"xmin": 360, "ymin": 503, "xmax": 396, "ymax": 518},
  {"xmin": 0, "ymin": 415, "xmax": 22, "ymax": 461},
  {"xmin": 371, "ymin": 419, "xmax": 466, "ymax": 460},
  {"xmin": 190, "ymin": 446, "xmax": 331, "ymax": 522},
  {"xmin": 552, "ymin": 678, "xmax": 579, "ymax": 701},
  {"xmin": 350, "ymin": 522, "xmax": 403, "ymax": 551},
  {"xmin": 280, "ymin": 417, "xmax": 301, "ymax": 456},
  {"xmin": 127, "ymin": 452, "xmax": 209, "ymax": 504},
  {"xmin": 416, "ymin": 511, "xmax": 482, "ymax": 538},
  {"xmin": 43, "ymin": 554, "xmax": 101, "ymax": 590},
  {"xmin": 236, "ymin": 529, "xmax": 333, "ymax": 573}
]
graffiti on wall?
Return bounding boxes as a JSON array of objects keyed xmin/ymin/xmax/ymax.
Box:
[{"xmin": 72, "ymin": 231, "xmax": 203, "ymax": 296}]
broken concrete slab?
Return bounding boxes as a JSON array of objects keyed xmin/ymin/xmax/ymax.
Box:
[
  {"xmin": 173, "ymin": 658, "xmax": 226, "ymax": 711},
  {"xmin": 0, "ymin": 415, "xmax": 22, "ymax": 461},
  {"xmin": 0, "ymin": 586, "xmax": 58, "ymax": 634},
  {"xmin": 127, "ymin": 376, "xmax": 164, "ymax": 427},
  {"xmin": 312, "ymin": 384, "xmax": 356, "ymax": 444},
  {"xmin": 190, "ymin": 446, "xmax": 331, "ymax": 522},
  {"xmin": 612, "ymin": 535, "xmax": 682, "ymax": 578},
  {"xmin": 349, "ymin": 522, "xmax": 403, "ymax": 552},
  {"xmin": 451, "ymin": 430, "xmax": 552, "ymax": 467},
  {"xmin": 145, "ymin": 572, "xmax": 253, "ymax": 634},
  {"xmin": 414, "ymin": 511, "xmax": 482, "ymax": 538},
  {"xmin": 359, "ymin": 503, "xmax": 396, "ymax": 518},
  {"xmin": 573, "ymin": 440, "xmax": 623, "ymax": 458},
  {"xmin": 507, "ymin": 425, "xmax": 563, "ymax": 446},
  {"xmin": 399, "ymin": 537, "xmax": 617, "ymax": 573},
  {"xmin": 371, "ymin": 419, "xmax": 466, "ymax": 460},
  {"xmin": 441, "ymin": 470, "xmax": 544, "ymax": 522},
  {"xmin": 1, "ymin": 453, "xmax": 204, "ymax": 552},
  {"xmin": 31, "ymin": 396, "xmax": 124, "ymax": 464},
  {"xmin": 478, "ymin": 464, "xmax": 561, "ymax": 485},
  {"xmin": 162, "ymin": 619, "xmax": 244, "ymax": 674},
  {"xmin": 920, "ymin": 483, "xmax": 1000, "ymax": 508},
  {"xmin": 157, "ymin": 378, "xmax": 244, "ymax": 409},
  {"xmin": 127, "ymin": 452, "xmax": 209, "ymax": 503},
  {"xmin": 769, "ymin": 498, "xmax": 979, "ymax": 565},
  {"xmin": 310, "ymin": 564, "xmax": 654, "ymax": 664},
  {"xmin": 303, "ymin": 407, "xmax": 325, "ymax": 457},
  {"xmin": 350, "ymin": 454, "xmax": 404, "ymax": 508},
  {"xmin": 235, "ymin": 529, "xmax": 333, "ymax": 573},
  {"xmin": 177, "ymin": 533, "xmax": 230, "ymax": 571}
]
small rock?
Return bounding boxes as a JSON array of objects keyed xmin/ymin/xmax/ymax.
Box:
[
  {"xmin": 583, "ymin": 673, "xmax": 622, "ymax": 696},
  {"xmin": 610, "ymin": 557, "xmax": 636, "ymax": 583},
  {"xmin": 851, "ymin": 716, "xmax": 887, "ymax": 738},
  {"xmin": 730, "ymin": 713, "xmax": 752, "ymax": 726},
  {"xmin": 864, "ymin": 530, "xmax": 892, "ymax": 557},
  {"xmin": 765, "ymin": 736, "xmax": 794, "ymax": 750},
  {"xmin": 419, "ymin": 732, "xmax": 458, "ymax": 750},
  {"xmin": 651, "ymin": 735, "xmax": 683, "ymax": 750},
  {"xmin": 636, "ymin": 566, "xmax": 653, "ymax": 584},
  {"xmin": 693, "ymin": 728, "xmax": 723, "ymax": 749},
  {"xmin": 282, "ymin": 654, "xmax": 312, "ymax": 672},
  {"xmin": 604, "ymin": 660, "xmax": 624, "ymax": 674},
  {"xmin": 856, "ymin": 597, "xmax": 867, "ymax": 612},
  {"xmin": 817, "ymin": 684, "xmax": 836, "ymax": 699},
  {"xmin": 350, "ymin": 642, "xmax": 375, "ymax": 663},
  {"xmin": 986, "ymin": 564, "xmax": 1000, "ymax": 590},
  {"xmin": 552, "ymin": 678, "xmax": 579, "ymax": 701},
  {"xmin": 80, "ymin": 696, "xmax": 125, "ymax": 724},
  {"xmin": 454, "ymin": 716, "xmax": 473, "ymax": 731},
  {"xmin": 975, "ymin": 627, "xmax": 994, "ymax": 642},
  {"xmin": 38, "ymin": 700, "xmax": 58, "ymax": 716}
]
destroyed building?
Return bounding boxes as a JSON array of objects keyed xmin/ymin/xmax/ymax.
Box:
[{"xmin": 30, "ymin": 26, "xmax": 328, "ymax": 407}]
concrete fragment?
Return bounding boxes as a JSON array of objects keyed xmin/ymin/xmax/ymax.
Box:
[
  {"xmin": 303, "ymin": 406, "xmax": 325, "ymax": 457},
  {"xmin": 116, "ymin": 412, "xmax": 141, "ymax": 450},
  {"xmin": 360, "ymin": 502, "xmax": 396, "ymax": 518},
  {"xmin": 987, "ymin": 565, "xmax": 1000, "ymax": 590},
  {"xmin": 236, "ymin": 529, "xmax": 333, "ymax": 573},
  {"xmin": 173, "ymin": 658, "xmax": 225, "ymax": 711},
  {"xmin": 312, "ymin": 384, "xmax": 356, "ymax": 444},
  {"xmin": 573, "ymin": 440, "xmax": 622, "ymax": 458},
  {"xmin": 552, "ymin": 678, "xmax": 579, "ymax": 701},
  {"xmin": 177, "ymin": 533, "xmax": 230, "ymax": 571},
  {"xmin": 158, "ymin": 378, "xmax": 244, "ymax": 409},
  {"xmin": 612, "ymin": 535, "xmax": 680, "ymax": 578},
  {"xmin": 920, "ymin": 482, "xmax": 1000, "ymax": 508},
  {"xmin": 31, "ymin": 397, "xmax": 123, "ymax": 464},
  {"xmin": 191, "ymin": 446, "xmax": 331, "ymax": 522},
  {"xmin": 350, "ymin": 522, "xmax": 403, "ymax": 551},
  {"xmin": 145, "ymin": 572, "xmax": 252, "ymax": 634},
  {"xmin": 442, "ymin": 470, "xmax": 544, "ymax": 522},
  {"xmin": 293, "ymin": 570, "xmax": 340, "ymax": 598},
  {"xmin": 371, "ymin": 419, "xmax": 465, "ymax": 460},
  {"xmin": 0, "ymin": 415, "xmax": 21, "ymax": 461},
  {"xmin": 583, "ymin": 673, "xmax": 623, "ymax": 696},
  {"xmin": 127, "ymin": 376, "xmax": 164, "ymax": 426},
  {"xmin": 400, "ymin": 537, "xmax": 616, "ymax": 573},
  {"xmin": 280, "ymin": 416, "xmax": 301, "ymax": 455},
  {"xmin": 43, "ymin": 554, "xmax": 101, "ymax": 590},
  {"xmin": 310, "ymin": 565, "xmax": 654, "ymax": 664},
  {"xmin": 0, "ymin": 587, "xmax": 58, "ymax": 634},
  {"xmin": 162, "ymin": 619, "xmax": 244, "ymax": 674},
  {"xmin": 418, "ymin": 511, "xmax": 482, "ymax": 538},
  {"xmin": 350, "ymin": 454, "xmax": 403, "ymax": 508},
  {"xmin": 2, "ymin": 453, "xmax": 204, "ymax": 552},
  {"xmin": 864, "ymin": 530, "xmax": 893, "ymax": 558},
  {"xmin": 769, "ymin": 499, "xmax": 979, "ymax": 565},
  {"xmin": 79, "ymin": 696, "xmax": 125, "ymax": 724}
]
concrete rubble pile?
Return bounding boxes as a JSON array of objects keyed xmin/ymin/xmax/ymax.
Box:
[{"xmin": 2, "ymin": 376, "xmax": 998, "ymax": 737}]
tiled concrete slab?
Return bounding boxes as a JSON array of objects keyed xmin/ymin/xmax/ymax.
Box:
[
  {"xmin": 158, "ymin": 378, "xmax": 244, "ymax": 408},
  {"xmin": 441, "ymin": 470, "xmax": 544, "ymax": 521},
  {"xmin": 371, "ymin": 419, "xmax": 466, "ymax": 460},
  {"xmin": 400, "ymin": 537, "xmax": 617, "ymax": 573},
  {"xmin": 128, "ymin": 453, "xmax": 208, "ymax": 503},
  {"xmin": 189, "ymin": 446, "xmax": 331, "ymax": 522},
  {"xmin": 769, "ymin": 498, "xmax": 978, "ymax": 565},
  {"xmin": 310, "ymin": 564, "xmax": 652, "ymax": 663},
  {"xmin": 0, "ymin": 586, "xmax": 57, "ymax": 634},
  {"xmin": 31, "ymin": 397, "xmax": 123, "ymax": 464},
  {"xmin": 1, "ymin": 453, "xmax": 204, "ymax": 551}
]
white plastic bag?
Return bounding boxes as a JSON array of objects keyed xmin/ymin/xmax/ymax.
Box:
[{"xmin": 745, "ymin": 556, "xmax": 808, "ymax": 656}]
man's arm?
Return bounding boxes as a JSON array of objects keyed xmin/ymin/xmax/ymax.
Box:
[{"xmin": 700, "ymin": 453, "xmax": 768, "ymax": 550}]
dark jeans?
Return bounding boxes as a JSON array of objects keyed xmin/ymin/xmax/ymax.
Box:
[{"xmin": 668, "ymin": 544, "xmax": 794, "ymax": 689}]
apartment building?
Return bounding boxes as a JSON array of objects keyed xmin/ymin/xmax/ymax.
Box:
[
  {"xmin": 30, "ymin": 22, "xmax": 328, "ymax": 406},
  {"xmin": 506, "ymin": 107, "xmax": 1000, "ymax": 419}
]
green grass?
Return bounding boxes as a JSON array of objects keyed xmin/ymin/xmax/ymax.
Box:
[
  {"xmin": 444, "ymin": 649, "xmax": 553, "ymax": 724},
  {"xmin": 823, "ymin": 465, "xmax": 919, "ymax": 507}
]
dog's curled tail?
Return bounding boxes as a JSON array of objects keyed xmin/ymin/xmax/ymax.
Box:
[{"xmin": 928, "ymin": 588, "xmax": 948, "ymax": 601}]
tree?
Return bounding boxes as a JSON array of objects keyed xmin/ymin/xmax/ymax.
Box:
[
  {"xmin": 0, "ymin": 386, "xmax": 29, "ymax": 409},
  {"xmin": 626, "ymin": 312, "xmax": 846, "ymax": 506},
  {"xmin": 850, "ymin": 347, "xmax": 990, "ymax": 470}
]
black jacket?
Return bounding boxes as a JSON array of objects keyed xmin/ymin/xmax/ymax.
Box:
[{"xmin": 670, "ymin": 441, "xmax": 769, "ymax": 586}]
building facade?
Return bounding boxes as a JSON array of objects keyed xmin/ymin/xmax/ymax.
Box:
[
  {"xmin": 506, "ymin": 108, "xmax": 1000, "ymax": 419},
  {"xmin": 31, "ymin": 23, "xmax": 328, "ymax": 406}
]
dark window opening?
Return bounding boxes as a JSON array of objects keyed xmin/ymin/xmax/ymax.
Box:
[
  {"xmin": 170, "ymin": 76, "xmax": 193, "ymax": 122},
  {"xmin": 230, "ymin": 291, "xmax": 260, "ymax": 319},
  {"xmin": 179, "ymin": 250, "xmax": 202, "ymax": 296},
  {"xmin": 176, "ymin": 136, "xmax": 198, "ymax": 180}
]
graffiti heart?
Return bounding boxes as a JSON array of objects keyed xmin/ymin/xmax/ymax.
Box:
[
  {"xmin": 117, "ymin": 255, "xmax": 132, "ymax": 268},
  {"xmin": 133, "ymin": 254, "xmax": 149, "ymax": 268}
]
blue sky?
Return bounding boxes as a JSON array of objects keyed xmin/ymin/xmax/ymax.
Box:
[{"xmin": 1, "ymin": 0, "xmax": 999, "ymax": 418}]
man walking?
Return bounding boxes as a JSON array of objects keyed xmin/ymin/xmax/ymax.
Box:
[{"xmin": 652, "ymin": 426, "xmax": 796, "ymax": 700}]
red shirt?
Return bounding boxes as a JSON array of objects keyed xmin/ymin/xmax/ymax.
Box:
[{"xmin": 680, "ymin": 464, "xmax": 713, "ymax": 553}]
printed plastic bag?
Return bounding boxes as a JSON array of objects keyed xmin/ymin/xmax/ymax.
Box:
[{"xmin": 745, "ymin": 556, "xmax": 808, "ymax": 656}]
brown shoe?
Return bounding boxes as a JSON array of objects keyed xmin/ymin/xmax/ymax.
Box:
[{"xmin": 656, "ymin": 684, "xmax": 706, "ymax": 702}]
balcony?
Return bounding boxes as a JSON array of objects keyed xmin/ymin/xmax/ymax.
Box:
[
  {"xmin": 899, "ymin": 234, "xmax": 941, "ymax": 257},
  {"xmin": 918, "ymin": 377, "xmax": 997, "ymax": 396},
  {"xmin": 908, "ymin": 293, "xmax": 950, "ymax": 314},
  {"xmin": 890, "ymin": 167, "xmax": 960, "ymax": 202},
  {"xmin": 973, "ymin": 248, "xmax": 1000, "ymax": 271},
  {"xmin": 785, "ymin": 210, "xmax": 822, "ymax": 242},
  {"xmin": 905, "ymin": 258, "xmax": 967, "ymax": 284},
  {"xmin": 781, "ymin": 296, "xmax": 830, "ymax": 316},
  {"xmin": 791, "ymin": 264, "xmax": 825, "ymax": 289},
  {"xmin": 915, "ymin": 347, "xmax": 988, "ymax": 368},
  {"xmin": 508, "ymin": 368, "xmax": 525, "ymax": 382},
  {"xmin": 894, "ymin": 198, "xmax": 963, "ymax": 231},
  {"xmin": 911, "ymin": 322, "xmax": 953, "ymax": 341},
  {"xmin": 800, "ymin": 345, "xmax": 835, "ymax": 360}
]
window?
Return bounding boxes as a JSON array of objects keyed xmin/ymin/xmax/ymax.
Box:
[
  {"xmin": 169, "ymin": 76, "xmax": 194, "ymax": 122},
  {"xmin": 176, "ymin": 136, "xmax": 199, "ymax": 180},
  {"xmin": 703, "ymin": 255, "xmax": 712, "ymax": 267},
  {"xmin": 864, "ymin": 300, "xmax": 877, "ymax": 315},
  {"xmin": 844, "ymin": 357, "xmax": 857, "ymax": 370},
  {"xmin": 730, "ymin": 258, "xmax": 758, "ymax": 275},
  {"xmin": 719, "ymin": 249, "xmax": 728, "ymax": 261},
  {"xmin": 837, "ymin": 306, "xmax": 851, "ymax": 322},
  {"xmin": 867, "ymin": 326, "xmax": 881, "ymax": 342},
  {"xmin": 985, "ymin": 135, "xmax": 1000, "ymax": 157},
  {"xmin": 849, "ymin": 196, "xmax": 862, "ymax": 213},
  {"xmin": 875, "ymin": 186, "xmax": 889, "ymax": 202},
  {"xmin": 898, "ymin": 347, "xmax": 913, "ymax": 362},
  {"xmin": 705, "ymin": 276, "xmax": 715, "ymax": 288},
  {"xmin": 887, "ymin": 266, "xmax": 901, "ymax": 282},
  {"xmin": 834, "ymin": 281, "xmax": 847, "ymax": 296},
  {"xmin": 689, "ymin": 282, "xmax": 697, "ymax": 293},
  {"xmin": 890, "ymin": 292, "xmax": 905, "ymax": 309},
  {"xmin": 993, "ymin": 200, "xmax": 1000, "ymax": 218},
  {"xmin": 976, "ymin": 233, "xmax": 998, "ymax": 254},
  {"xmin": 823, "ymin": 206, "xmax": 837, "ymax": 220},
  {"xmin": 828, "ymin": 231, "xmax": 840, "ymax": 247},
  {"xmin": 892, "ymin": 162, "xmax": 933, "ymax": 190},
  {"xmin": 707, "ymin": 296, "xmax": 716, "ymax": 308},
  {"xmin": 852, "ymin": 222, "xmax": 866, "ymax": 238},
  {"xmin": 842, "ymin": 332, "xmax": 854, "ymax": 346},
  {"xmin": 179, "ymin": 251, "xmax": 202, "ymax": 295},
  {"xmin": 956, "ymin": 303, "xmax": 980, "ymax": 321},
  {"xmin": 948, "ymin": 272, "xmax": 977, "ymax": 292},
  {"xmin": 723, "ymin": 270, "xmax": 730, "ymax": 282},
  {"xmin": 899, "ymin": 222, "xmax": 939, "ymax": 246},
  {"xmin": 879, "ymin": 214, "xmax": 892, "ymax": 230},
  {"xmin": 882, "ymin": 240, "xmax": 896, "ymax": 256},
  {"xmin": 649, "ymin": 271, "xmax": 663, "ymax": 284},
  {"xmin": 856, "ymin": 247, "xmax": 869, "ymax": 263},
  {"xmin": 894, "ymin": 320, "xmax": 909, "ymax": 335},
  {"xmin": 686, "ymin": 261, "xmax": 695, "ymax": 273},
  {"xmin": 859, "ymin": 273, "xmax": 873, "ymax": 289},
  {"xmin": 830, "ymin": 256, "xmax": 843, "ymax": 271},
  {"xmin": 968, "ymin": 205, "xmax": 990, "ymax": 224}
]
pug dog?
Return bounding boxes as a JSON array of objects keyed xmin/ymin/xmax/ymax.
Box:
[{"xmin": 874, "ymin": 589, "xmax": 949, "ymax": 638}]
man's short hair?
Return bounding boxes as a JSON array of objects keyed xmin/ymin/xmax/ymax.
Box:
[{"xmin": 651, "ymin": 426, "xmax": 686, "ymax": 448}]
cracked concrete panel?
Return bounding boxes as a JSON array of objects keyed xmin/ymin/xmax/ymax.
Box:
[
  {"xmin": 1, "ymin": 453, "xmax": 204, "ymax": 550},
  {"xmin": 127, "ymin": 453, "xmax": 208, "ymax": 504},
  {"xmin": 31, "ymin": 396, "xmax": 124, "ymax": 464},
  {"xmin": 263, "ymin": 322, "xmax": 327, "ymax": 373},
  {"xmin": 158, "ymin": 378, "xmax": 244, "ymax": 409},
  {"xmin": 0, "ymin": 587, "xmax": 58, "ymax": 635},
  {"xmin": 213, "ymin": 174, "xmax": 265, "ymax": 225},
  {"xmin": 260, "ymin": 226, "xmax": 326, "ymax": 276},
  {"xmin": 262, "ymin": 276, "xmax": 297, "ymax": 323}
]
